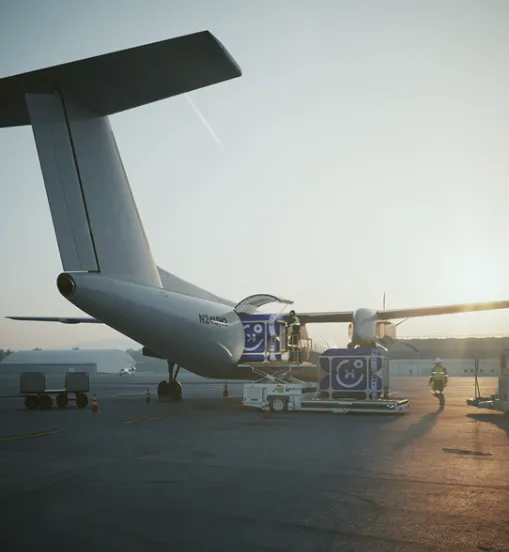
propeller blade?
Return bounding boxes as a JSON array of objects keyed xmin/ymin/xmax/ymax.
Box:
[
  {"xmin": 397, "ymin": 338, "xmax": 420, "ymax": 353},
  {"xmin": 395, "ymin": 318, "xmax": 409, "ymax": 327}
]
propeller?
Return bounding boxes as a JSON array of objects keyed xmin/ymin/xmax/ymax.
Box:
[
  {"xmin": 394, "ymin": 317, "xmax": 420, "ymax": 353},
  {"xmin": 397, "ymin": 338, "xmax": 420, "ymax": 354},
  {"xmin": 382, "ymin": 293, "xmax": 419, "ymax": 353}
]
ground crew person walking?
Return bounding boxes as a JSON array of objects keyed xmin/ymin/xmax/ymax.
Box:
[
  {"xmin": 429, "ymin": 358, "xmax": 448, "ymax": 405},
  {"xmin": 287, "ymin": 310, "xmax": 301, "ymax": 363}
]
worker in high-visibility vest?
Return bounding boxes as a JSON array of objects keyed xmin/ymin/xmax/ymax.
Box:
[
  {"xmin": 287, "ymin": 310, "xmax": 301, "ymax": 363},
  {"xmin": 429, "ymin": 358, "xmax": 448, "ymax": 394}
]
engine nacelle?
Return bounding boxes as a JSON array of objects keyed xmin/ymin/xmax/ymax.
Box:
[
  {"xmin": 375, "ymin": 321, "xmax": 397, "ymax": 341},
  {"xmin": 348, "ymin": 309, "xmax": 398, "ymax": 348},
  {"xmin": 347, "ymin": 308, "xmax": 377, "ymax": 346}
]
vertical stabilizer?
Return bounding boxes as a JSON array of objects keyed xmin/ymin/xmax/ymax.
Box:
[{"xmin": 26, "ymin": 92, "xmax": 161, "ymax": 285}]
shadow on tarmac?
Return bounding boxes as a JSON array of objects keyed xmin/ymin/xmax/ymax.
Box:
[
  {"xmin": 466, "ymin": 412, "xmax": 509, "ymax": 439},
  {"xmin": 392, "ymin": 405, "xmax": 444, "ymax": 450}
]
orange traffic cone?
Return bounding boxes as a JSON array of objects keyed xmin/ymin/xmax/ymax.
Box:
[
  {"xmin": 223, "ymin": 382, "xmax": 229, "ymax": 398},
  {"xmin": 145, "ymin": 388, "xmax": 151, "ymax": 404},
  {"xmin": 263, "ymin": 403, "xmax": 271, "ymax": 418},
  {"xmin": 91, "ymin": 394, "xmax": 99, "ymax": 413}
]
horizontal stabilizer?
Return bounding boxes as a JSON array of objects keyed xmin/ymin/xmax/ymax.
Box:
[
  {"xmin": 0, "ymin": 30, "xmax": 242, "ymax": 128},
  {"xmin": 6, "ymin": 316, "xmax": 102, "ymax": 324}
]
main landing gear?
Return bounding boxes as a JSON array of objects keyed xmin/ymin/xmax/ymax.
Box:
[{"xmin": 158, "ymin": 360, "xmax": 182, "ymax": 401}]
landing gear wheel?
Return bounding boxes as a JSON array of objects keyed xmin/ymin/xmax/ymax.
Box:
[
  {"xmin": 76, "ymin": 393, "xmax": 88, "ymax": 409},
  {"xmin": 56, "ymin": 392, "xmax": 68, "ymax": 409},
  {"xmin": 24, "ymin": 396, "xmax": 38, "ymax": 410},
  {"xmin": 168, "ymin": 381, "xmax": 182, "ymax": 401},
  {"xmin": 270, "ymin": 397, "xmax": 287, "ymax": 412},
  {"xmin": 39, "ymin": 394, "xmax": 53, "ymax": 410},
  {"xmin": 158, "ymin": 381, "xmax": 170, "ymax": 399}
]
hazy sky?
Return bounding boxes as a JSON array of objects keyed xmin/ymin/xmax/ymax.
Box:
[{"xmin": 1, "ymin": 0, "xmax": 509, "ymax": 350}]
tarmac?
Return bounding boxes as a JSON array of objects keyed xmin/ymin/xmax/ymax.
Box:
[{"xmin": 0, "ymin": 374, "xmax": 507, "ymax": 551}]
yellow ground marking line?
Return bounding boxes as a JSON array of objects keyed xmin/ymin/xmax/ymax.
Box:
[
  {"xmin": 122, "ymin": 413, "xmax": 184, "ymax": 424},
  {"xmin": 0, "ymin": 429, "xmax": 63, "ymax": 443}
]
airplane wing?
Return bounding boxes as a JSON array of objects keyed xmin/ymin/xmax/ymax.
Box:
[
  {"xmin": 6, "ymin": 316, "xmax": 103, "ymax": 324},
  {"xmin": 8, "ymin": 299, "xmax": 509, "ymax": 326},
  {"xmin": 376, "ymin": 299, "xmax": 509, "ymax": 320},
  {"xmin": 286, "ymin": 298, "xmax": 509, "ymax": 324},
  {"xmin": 293, "ymin": 312, "xmax": 354, "ymax": 324}
]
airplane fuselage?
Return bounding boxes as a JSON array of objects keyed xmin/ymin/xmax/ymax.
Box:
[{"xmin": 57, "ymin": 272, "xmax": 248, "ymax": 379}]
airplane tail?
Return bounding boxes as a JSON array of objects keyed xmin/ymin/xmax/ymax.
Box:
[{"xmin": 0, "ymin": 31, "xmax": 241, "ymax": 286}]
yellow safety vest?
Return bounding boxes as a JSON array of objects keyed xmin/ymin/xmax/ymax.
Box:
[{"xmin": 431, "ymin": 365, "xmax": 447, "ymax": 381}]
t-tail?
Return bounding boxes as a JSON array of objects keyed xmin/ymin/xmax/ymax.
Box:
[
  {"xmin": 1, "ymin": 31, "xmax": 246, "ymax": 370},
  {"xmin": 0, "ymin": 31, "xmax": 242, "ymax": 288}
]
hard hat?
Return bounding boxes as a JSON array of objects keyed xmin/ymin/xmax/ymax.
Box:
[{"xmin": 435, "ymin": 358, "xmax": 442, "ymax": 364}]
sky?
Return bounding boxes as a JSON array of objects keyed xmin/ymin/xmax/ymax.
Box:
[{"xmin": 1, "ymin": 0, "xmax": 509, "ymax": 350}]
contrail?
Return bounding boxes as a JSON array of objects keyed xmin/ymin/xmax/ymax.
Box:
[{"xmin": 184, "ymin": 94, "xmax": 223, "ymax": 148}]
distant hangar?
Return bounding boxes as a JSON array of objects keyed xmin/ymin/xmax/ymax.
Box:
[
  {"xmin": 390, "ymin": 336, "xmax": 509, "ymax": 377},
  {"xmin": 0, "ymin": 349, "xmax": 135, "ymax": 375}
]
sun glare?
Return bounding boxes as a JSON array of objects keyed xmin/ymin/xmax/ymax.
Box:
[{"xmin": 452, "ymin": 259, "xmax": 505, "ymax": 303}]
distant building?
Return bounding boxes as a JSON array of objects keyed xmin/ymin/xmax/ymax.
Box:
[
  {"xmin": 389, "ymin": 336, "xmax": 508, "ymax": 377},
  {"xmin": 0, "ymin": 349, "xmax": 135, "ymax": 375}
]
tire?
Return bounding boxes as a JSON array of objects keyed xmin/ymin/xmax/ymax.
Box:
[
  {"xmin": 169, "ymin": 381, "xmax": 182, "ymax": 401},
  {"xmin": 158, "ymin": 380, "xmax": 182, "ymax": 401},
  {"xmin": 39, "ymin": 394, "xmax": 53, "ymax": 410},
  {"xmin": 158, "ymin": 381, "xmax": 170, "ymax": 398},
  {"xmin": 24, "ymin": 396, "xmax": 38, "ymax": 410},
  {"xmin": 270, "ymin": 397, "xmax": 287, "ymax": 412},
  {"xmin": 76, "ymin": 393, "xmax": 88, "ymax": 409},
  {"xmin": 56, "ymin": 393, "xmax": 68, "ymax": 409}
]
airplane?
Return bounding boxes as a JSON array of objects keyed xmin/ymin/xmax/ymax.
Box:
[
  {"xmin": 3, "ymin": 30, "xmax": 509, "ymax": 402},
  {"xmin": 119, "ymin": 367, "xmax": 136, "ymax": 376}
]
